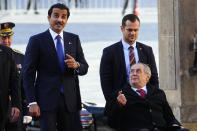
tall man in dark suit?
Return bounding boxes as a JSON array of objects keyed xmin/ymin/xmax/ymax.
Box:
[
  {"xmin": 107, "ymin": 63, "xmax": 187, "ymax": 131},
  {"xmin": 0, "ymin": 44, "xmax": 20, "ymax": 130},
  {"xmin": 23, "ymin": 3, "xmax": 88, "ymax": 131},
  {"xmin": 100, "ymin": 14, "xmax": 158, "ymax": 115}
]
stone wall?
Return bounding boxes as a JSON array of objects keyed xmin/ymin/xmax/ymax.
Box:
[
  {"xmin": 158, "ymin": 0, "xmax": 197, "ymax": 128},
  {"xmin": 178, "ymin": 0, "xmax": 197, "ymax": 123}
]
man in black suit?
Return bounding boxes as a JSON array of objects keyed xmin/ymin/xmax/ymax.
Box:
[
  {"xmin": 23, "ymin": 3, "xmax": 88, "ymax": 131},
  {"xmin": 100, "ymin": 14, "xmax": 158, "ymax": 115},
  {"xmin": 107, "ymin": 63, "xmax": 187, "ymax": 131},
  {"xmin": 0, "ymin": 44, "xmax": 20, "ymax": 130},
  {"xmin": 0, "ymin": 22, "xmax": 28, "ymax": 131}
]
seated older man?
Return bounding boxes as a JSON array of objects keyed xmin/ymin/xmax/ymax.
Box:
[{"xmin": 107, "ymin": 63, "xmax": 189, "ymax": 131}]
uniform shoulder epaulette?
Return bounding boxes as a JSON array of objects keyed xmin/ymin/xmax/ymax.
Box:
[{"xmin": 13, "ymin": 49, "xmax": 24, "ymax": 55}]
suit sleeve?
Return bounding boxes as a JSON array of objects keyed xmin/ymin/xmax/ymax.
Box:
[
  {"xmin": 107, "ymin": 98, "xmax": 122, "ymax": 129},
  {"xmin": 23, "ymin": 36, "xmax": 39, "ymax": 104},
  {"xmin": 148, "ymin": 47, "xmax": 159, "ymax": 87},
  {"xmin": 10, "ymin": 52, "xmax": 21, "ymax": 109},
  {"xmin": 100, "ymin": 48, "xmax": 118, "ymax": 101},
  {"xmin": 162, "ymin": 91, "xmax": 181, "ymax": 126},
  {"xmin": 75, "ymin": 35, "xmax": 89, "ymax": 75}
]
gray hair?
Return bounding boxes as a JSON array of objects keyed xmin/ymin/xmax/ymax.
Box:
[{"xmin": 132, "ymin": 63, "xmax": 151, "ymax": 76}]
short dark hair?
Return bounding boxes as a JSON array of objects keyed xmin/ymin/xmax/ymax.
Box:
[
  {"xmin": 122, "ymin": 14, "xmax": 140, "ymax": 26},
  {"xmin": 48, "ymin": 3, "xmax": 70, "ymax": 19}
]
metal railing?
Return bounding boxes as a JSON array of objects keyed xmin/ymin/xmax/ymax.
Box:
[{"xmin": 0, "ymin": 0, "xmax": 128, "ymax": 11}]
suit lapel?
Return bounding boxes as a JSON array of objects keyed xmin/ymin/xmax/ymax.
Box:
[
  {"xmin": 45, "ymin": 30, "xmax": 63, "ymax": 72},
  {"xmin": 146, "ymin": 84, "xmax": 155, "ymax": 98},
  {"xmin": 45, "ymin": 30, "xmax": 59, "ymax": 59},
  {"xmin": 136, "ymin": 42, "xmax": 144, "ymax": 63},
  {"xmin": 123, "ymin": 84, "xmax": 141, "ymax": 99},
  {"xmin": 63, "ymin": 32, "xmax": 72, "ymax": 59}
]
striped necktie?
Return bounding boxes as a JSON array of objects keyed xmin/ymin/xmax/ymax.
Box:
[{"xmin": 129, "ymin": 46, "xmax": 136, "ymax": 66}]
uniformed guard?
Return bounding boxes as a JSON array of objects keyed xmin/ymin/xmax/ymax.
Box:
[{"xmin": 0, "ymin": 22, "xmax": 29, "ymax": 131}]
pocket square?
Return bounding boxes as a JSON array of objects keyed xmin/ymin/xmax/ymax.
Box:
[{"xmin": 16, "ymin": 64, "xmax": 22, "ymax": 69}]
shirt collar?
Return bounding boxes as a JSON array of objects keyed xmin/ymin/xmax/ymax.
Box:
[
  {"xmin": 121, "ymin": 39, "xmax": 136, "ymax": 50},
  {"xmin": 49, "ymin": 28, "xmax": 64, "ymax": 40},
  {"xmin": 131, "ymin": 86, "xmax": 147, "ymax": 94}
]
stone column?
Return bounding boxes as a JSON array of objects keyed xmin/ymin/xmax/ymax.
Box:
[
  {"xmin": 158, "ymin": 0, "xmax": 181, "ymax": 120},
  {"xmin": 158, "ymin": 0, "xmax": 197, "ymax": 130}
]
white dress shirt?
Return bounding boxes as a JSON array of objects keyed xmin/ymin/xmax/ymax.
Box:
[
  {"xmin": 49, "ymin": 28, "xmax": 65, "ymax": 55},
  {"xmin": 131, "ymin": 86, "xmax": 147, "ymax": 96},
  {"xmin": 122, "ymin": 39, "xmax": 139, "ymax": 83}
]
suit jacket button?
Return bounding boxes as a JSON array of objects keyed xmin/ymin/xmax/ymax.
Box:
[{"xmin": 152, "ymin": 122, "xmax": 156, "ymax": 126}]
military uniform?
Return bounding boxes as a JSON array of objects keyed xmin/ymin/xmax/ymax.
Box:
[
  {"xmin": 5, "ymin": 49, "xmax": 26, "ymax": 131},
  {"xmin": 0, "ymin": 22, "xmax": 27, "ymax": 131},
  {"xmin": 13, "ymin": 49, "xmax": 27, "ymax": 120},
  {"xmin": 13, "ymin": 49, "xmax": 25, "ymax": 103},
  {"xmin": 0, "ymin": 44, "xmax": 20, "ymax": 131}
]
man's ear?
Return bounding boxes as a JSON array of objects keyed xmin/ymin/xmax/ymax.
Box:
[
  {"xmin": 120, "ymin": 26, "xmax": 124, "ymax": 32},
  {"xmin": 47, "ymin": 16, "xmax": 50, "ymax": 22},
  {"xmin": 146, "ymin": 74, "xmax": 151, "ymax": 82}
]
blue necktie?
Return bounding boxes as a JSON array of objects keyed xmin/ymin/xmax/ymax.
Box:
[
  {"xmin": 56, "ymin": 35, "xmax": 64, "ymax": 93},
  {"xmin": 56, "ymin": 35, "xmax": 64, "ymax": 72}
]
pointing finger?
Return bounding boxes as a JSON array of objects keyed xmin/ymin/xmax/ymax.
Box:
[{"xmin": 66, "ymin": 54, "xmax": 73, "ymax": 59}]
